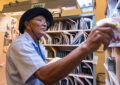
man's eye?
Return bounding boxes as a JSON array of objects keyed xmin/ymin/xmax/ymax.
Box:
[{"xmin": 38, "ymin": 19, "xmax": 42, "ymax": 22}]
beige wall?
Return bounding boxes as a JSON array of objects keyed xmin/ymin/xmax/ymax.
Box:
[
  {"xmin": 0, "ymin": 0, "xmax": 107, "ymax": 84},
  {"xmin": 0, "ymin": 32, "xmax": 6, "ymax": 85}
]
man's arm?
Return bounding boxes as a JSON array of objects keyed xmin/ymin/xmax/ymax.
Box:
[{"xmin": 34, "ymin": 23, "xmax": 116, "ymax": 85}]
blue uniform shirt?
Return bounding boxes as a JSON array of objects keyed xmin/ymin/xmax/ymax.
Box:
[{"xmin": 6, "ymin": 32, "xmax": 46, "ymax": 85}]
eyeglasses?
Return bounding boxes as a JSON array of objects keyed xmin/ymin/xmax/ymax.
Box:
[{"xmin": 32, "ymin": 16, "xmax": 50, "ymax": 27}]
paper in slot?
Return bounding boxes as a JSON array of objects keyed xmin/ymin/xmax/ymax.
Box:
[
  {"xmin": 40, "ymin": 37, "xmax": 47, "ymax": 44},
  {"xmin": 76, "ymin": 19, "xmax": 79, "ymax": 30},
  {"xmin": 84, "ymin": 53, "xmax": 93, "ymax": 60},
  {"xmin": 45, "ymin": 34, "xmax": 52, "ymax": 44},
  {"xmin": 55, "ymin": 36, "xmax": 62, "ymax": 44},
  {"xmin": 45, "ymin": 49, "xmax": 48, "ymax": 58},
  {"xmin": 63, "ymin": 31, "xmax": 74, "ymax": 44},
  {"xmin": 80, "ymin": 18, "xmax": 93, "ymax": 30},
  {"xmin": 104, "ymin": 63, "xmax": 119, "ymax": 85},
  {"xmin": 105, "ymin": 48, "xmax": 112, "ymax": 58},
  {"xmin": 51, "ymin": 34, "xmax": 62, "ymax": 44},
  {"xmin": 77, "ymin": 64, "xmax": 82, "ymax": 74},
  {"xmin": 72, "ymin": 31, "xmax": 88, "ymax": 45},
  {"xmin": 84, "ymin": 78, "xmax": 92, "ymax": 85},
  {"xmin": 67, "ymin": 77, "xmax": 74, "ymax": 85},
  {"xmin": 55, "ymin": 76, "xmax": 74, "ymax": 85},
  {"xmin": 58, "ymin": 21, "xmax": 63, "ymax": 30},
  {"xmin": 114, "ymin": 47, "xmax": 120, "ymax": 84},
  {"xmin": 73, "ymin": 76, "xmax": 84, "ymax": 85},
  {"xmin": 73, "ymin": 65, "xmax": 81, "ymax": 74},
  {"xmin": 106, "ymin": 78, "xmax": 111, "ymax": 85},
  {"xmin": 108, "ymin": 71, "xmax": 119, "ymax": 85},
  {"xmin": 66, "ymin": 18, "xmax": 77, "ymax": 30},
  {"xmin": 61, "ymin": 32, "xmax": 70, "ymax": 44},
  {"xmin": 54, "ymin": 22, "xmax": 59, "ymax": 31},
  {"xmin": 60, "ymin": 77, "xmax": 69, "ymax": 85},
  {"xmin": 40, "ymin": 34, "xmax": 51, "ymax": 44},
  {"xmin": 49, "ymin": 22, "xmax": 59, "ymax": 31},
  {"xmin": 83, "ymin": 62, "xmax": 93, "ymax": 76},
  {"xmin": 109, "ymin": 76, "xmax": 114, "ymax": 85},
  {"xmin": 106, "ymin": 57, "xmax": 116, "ymax": 74},
  {"xmin": 84, "ymin": 18, "xmax": 93, "ymax": 29},
  {"xmin": 80, "ymin": 18, "xmax": 89, "ymax": 30},
  {"xmin": 71, "ymin": 32, "xmax": 81, "ymax": 44},
  {"xmin": 107, "ymin": 0, "xmax": 117, "ymax": 17}
]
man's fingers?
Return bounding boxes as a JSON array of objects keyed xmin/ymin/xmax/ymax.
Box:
[
  {"xmin": 93, "ymin": 30, "xmax": 112, "ymax": 50},
  {"xmin": 85, "ymin": 24, "xmax": 116, "ymax": 52},
  {"xmin": 100, "ymin": 27, "xmax": 114, "ymax": 40},
  {"xmin": 99, "ymin": 23, "xmax": 118, "ymax": 30},
  {"xmin": 102, "ymin": 39, "xmax": 110, "ymax": 50},
  {"xmin": 99, "ymin": 31, "xmax": 112, "ymax": 50},
  {"xmin": 94, "ymin": 27, "xmax": 114, "ymax": 39}
]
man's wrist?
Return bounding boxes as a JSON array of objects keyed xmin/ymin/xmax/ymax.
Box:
[{"xmin": 79, "ymin": 42, "xmax": 91, "ymax": 56}]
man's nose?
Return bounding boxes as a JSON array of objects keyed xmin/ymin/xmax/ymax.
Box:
[{"xmin": 43, "ymin": 21, "xmax": 47, "ymax": 27}]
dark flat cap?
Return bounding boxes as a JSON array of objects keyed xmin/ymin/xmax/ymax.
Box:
[{"xmin": 19, "ymin": 7, "xmax": 53, "ymax": 34}]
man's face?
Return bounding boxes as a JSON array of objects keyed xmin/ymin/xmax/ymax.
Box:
[{"xmin": 29, "ymin": 15, "xmax": 48, "ymax": 38}]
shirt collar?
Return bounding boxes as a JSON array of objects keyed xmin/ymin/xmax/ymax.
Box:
[{"xmin": 24, "ymin": 32, "xmax": 38, "ymax": 47}]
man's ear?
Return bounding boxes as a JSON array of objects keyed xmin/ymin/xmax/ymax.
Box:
[
  {"xmin": 24, "ymin": 21, "xmax": 30, "ymax": 28},
  {"xmin": 24, "ymin": 21, "xmax": 31, "ymax": 32}
]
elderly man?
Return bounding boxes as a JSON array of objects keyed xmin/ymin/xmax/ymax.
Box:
[{"xmin": 6, "ymin": 7, "xmax": 116, "ymax": 85}]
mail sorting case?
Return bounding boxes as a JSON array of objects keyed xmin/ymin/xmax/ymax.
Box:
[
  {"xmin": 104, "ymin": 0, "xmax": 120, "ymax": 85},
  {"xmin": 40, "ymin": 13, "xmax": 96, "ymax": 85}
]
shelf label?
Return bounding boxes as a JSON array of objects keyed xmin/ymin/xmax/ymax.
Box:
[
  {"xmin": 93, "ymin": 56, "xmax": 98, "ymax": 64},
  {"xmin": 31, "ymin": 3, "xmax": 45, "ymax": 8}
]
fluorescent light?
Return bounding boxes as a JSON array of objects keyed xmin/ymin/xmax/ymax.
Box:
[
  {"xmin": 3, "ymin": 11, "xmax": 25, "ymax": 16},
  {"xmin": 77, "ymin": 0, "xmax": 93, "ymax": 8},
  {"xmin": 62, "ymin": 6, "xmax": 77, "ymax": 10},
  {"xmin": 77, "ymin": 0, "xmax": 93, "ymax": 12}
]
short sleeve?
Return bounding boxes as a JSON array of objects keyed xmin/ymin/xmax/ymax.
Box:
[{"xmin": 10, "ymin": 40, "xmax": 46, "ymax": 83}]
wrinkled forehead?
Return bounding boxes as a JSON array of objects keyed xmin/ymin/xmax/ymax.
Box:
[{"xmin": 32, "ymin": 15, "xmax": 47, "ymax": 20}]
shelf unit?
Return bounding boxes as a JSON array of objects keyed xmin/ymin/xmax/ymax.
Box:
[
  {"xmin": 106, "ymin": 0, "xmax": 120, "ymax": 18},
  {"xmin": 41, "ymin": 13, "xmax": 96, "ymax": 85},
  {"xmin": 46, "ymin": 29, "xmax": 91, "ymax": 33},
  {"xmin": 69, "ymin": 74, "xmax": 94, "ymax": 79},
  {"xmin": 105, "ymin": 47, "xmax": 120, "ymax": 85},
  {"xmin": 105, "ymin": 0, "xmax": 120, "ymax": 84},
  {"xmin": 104, "ymin": 63, "xmax": 119, "ymax": 85}
]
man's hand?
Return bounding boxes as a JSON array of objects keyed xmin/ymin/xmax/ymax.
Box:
[{"xmin": 83, "ymin": 23, "xmax": 117, "ymax": 53}]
